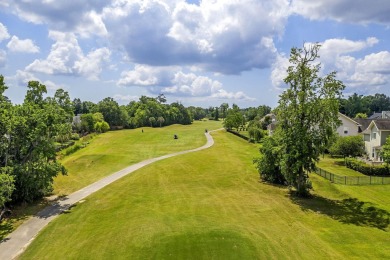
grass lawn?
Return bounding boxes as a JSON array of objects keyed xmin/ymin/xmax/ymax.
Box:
[
  {"xmin": 317, "ymin": 155, "xmax": 365, "ymax": 177},
  {"xmin": 0, "ymin": 120, "xmax": 222, "ymax": 241},
  {"xmin": 21, "ymin": 131, "xmax": 390, "ymax": 259},
  {"xmin": 54, "ymin": 120, "xmax": 222, "ymax": 195}
]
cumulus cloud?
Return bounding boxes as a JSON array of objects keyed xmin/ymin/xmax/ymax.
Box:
[
  {"xmin": 113, "ymin": 94, "xmax": 139, "ymax": 103},
  {"xmin": 291, "ymin": 0, "xmax": 390, "ymax": 25},
  {"xmin": 118, "ymin": 65, "xmax": 175, "ymax": 86},
  {"xmin": 25, "ymin": 31, "xmax": 110, "ymax": 80},
  {"xmin": 6, "ymin": 36, "xmax": 40, "ymax": 53},
  {"xmin": 103, "ymin": 0, "xmax": 289, "ymax": 74},
  {"xmin": 0, "ymin": 49, "xmax": 6, "ymax": 67},
  {"xmin": 118, "ymin": 65, "xmax": 253, "ymax": 100},
  {"xmin": 270, "ymin": 37, "xmax": 390, "ymax": 94},
  {"xmin": 5, "ymin": 0, "xmax": 107, "ymax": 37},
  {"xmin": 0, "ymin": 22, "xmax": 10, "ymax": 42}
]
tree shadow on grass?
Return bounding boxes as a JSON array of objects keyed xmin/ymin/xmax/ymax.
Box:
[
  {"xmin": 0, "ymin": 221, "xmax": 13, "ymax": 242},
  {"xmin": 290, "ymin": 194, "xmax": 390, "ymax": 231}
]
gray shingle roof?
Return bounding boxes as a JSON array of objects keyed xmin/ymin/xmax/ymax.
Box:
[
  {"xmin": 354, "ymin": 118, "xmax": 372, "ymax": 132},
  {"xmin": 373, "ymin": 119, "xmax": 390, "ymax": 130},
  {"xmin": 368, "ymin": 113, "xmax": 382, "ymax": 119}
]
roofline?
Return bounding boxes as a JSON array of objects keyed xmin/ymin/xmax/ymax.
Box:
[
  {"xmin": 363, "ymin": 120, "xmax": 390, "ymax": 133},
  {"xmin": 338, "ymin": 112, "xmax": 360, "ymax": 126}
]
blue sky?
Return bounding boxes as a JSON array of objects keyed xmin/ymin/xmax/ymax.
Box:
[{"xmin": 1, "ymin": 0, "xmax": 390, "ymax": 108}]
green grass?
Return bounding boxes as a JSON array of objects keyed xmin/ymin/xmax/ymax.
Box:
[
  {"xmin": 0, "ymin": 120, "xmax": 221, "ymax": 241},
  {"xmin": 54, "ymin": 120, "xmax": 222, "ymax": 195},
  {"xmin": 317, "ymin": 155, "xmax": 365, "ymax": 176},
  {"xmin": 21, "ymin": 131, "xmax": 390, "ymax": 259}
]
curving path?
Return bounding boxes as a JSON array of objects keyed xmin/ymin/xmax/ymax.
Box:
[{"xmin": 0, "ymin": 130, "xmax": 221, "ymax": 260}]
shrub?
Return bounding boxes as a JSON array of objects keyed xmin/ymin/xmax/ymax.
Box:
[{"xmin": 345, "ymin": 158, "xmax": 390, "ymax": 176}]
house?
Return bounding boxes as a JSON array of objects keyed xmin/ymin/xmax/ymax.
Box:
[
  {"xmin": 368, "ymin": 111, "xmax": 390, "ymax": 119},
  {"xmin": 267, "ymin": 112, "xmax": 361, "ymax": 137},
  {"xmin": 267, "ymin": 122, "xmax": 278, "ymax": 136},
  {"xmin": 362, "ymin": 119, "xmax": 390, "ymax": 162},
  {"xmin": 336, "ymin": 113, "xmax": 360, "ymax": 136}
]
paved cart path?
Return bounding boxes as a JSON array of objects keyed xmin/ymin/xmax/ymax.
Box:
[{"xmin": 0, "ymin": 130, "xmax": 220, "ymax": 260}]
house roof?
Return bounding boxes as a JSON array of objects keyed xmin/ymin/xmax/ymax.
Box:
[
  {"xmin": 363, "ymin": 119, "xmax": 390, "ymax": 133},
  {"xmin": 368, "ymin": 112, "xmax": 382, "ymax": 119},
  {"xmin": 354, "ymin": 118, "xmax": 372, "ymax": 132},
  {"xmin": 373, "ymin": 119, "xmax": 390, "ymax": 130},
  {"xmin": 338, "ymin": 112, "xmax": 360, "ymax": 125}
]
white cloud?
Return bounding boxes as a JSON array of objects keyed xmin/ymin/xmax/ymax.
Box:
[
  {"xmin": 118, "ymin": 65, "xmax": 175, "ymax": 86},
  {"xmin": 118, "ymin": 64, "xmax": 253, "ymax": 100},
  {"xmin": 291, "ymin": 0, "xmax": 390, "ymax": 25},
  {"xmin": 6, "ymin": 36, "xmax": 40, "ymax": 53},
  {"xmin": 103, "ymin": 0, "xmax": 289, "ymax": 74},
  {"xmin": 271, "ymin": 37, "xmax": 390, "ymax": 94},
  {"xmin": 14, "ymin": 70, "xmax": 39, "ymax": 86},
  {"xmin": 113, "ymin": 94, "xmax": 138, "ymax": 102},
  {"xmin": 25, "ymin": 31, "xmax": 110, "ymax": 80},
  {"xmin": 5, "ymin": 0, "xmax": 107, "ymax": 37},
  {"xmin": 0, "ymin": 49, "xmax": 6, "ymax": 67},
  {"xmin": 74, "ymin": 47, "xmax": 111, "ymax": 80},
  {"xmin": 270, "ymin": 53, "xmax": 289, "ymax": 90},
  {"xmin": 0, "ymin": 22, "xmax": 10, "ymax": 42}
]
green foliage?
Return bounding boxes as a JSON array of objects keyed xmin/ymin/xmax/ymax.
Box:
[
  {"xmin": 329, "ymin": 135, "xmax": 365, "ymax": 158},
  {"xmin": 339, "ymin": 93, "xmax": 390, "ymax": 118},
  {"xmin": 276, "ymin": 43, "xmax": 345, "ymax": 196},
  {"xmin": 0, "ymin": 171, "xmax": 15, "ymax": 219},
  {"xmin": 247, "ymin": 126, "xmax": 263, "ymax": 142},
  {"xmin": 345, "ymin": 158, "xmax": 390, "ymax": 176},
  {"xmin": 223, "ymin": 104, "xmax": 244, "ymax": 130},
  {"xmin": 254, "ymin": 136, "xmax": 285, "ymax": 184},
  {"xmin": 0, "ymin": 77, "xmax": 68, "ymax": 203},
  {"xmin": 355, "ymin": 113, "xmax": 367, "ymax": 119},
  {"xmin": 383, "ymin": 136, "xmax": 390, "ymax": 166}
]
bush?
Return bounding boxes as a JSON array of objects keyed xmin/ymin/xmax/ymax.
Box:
[
  {"xmin": 345, "ymin": 158, "xmax": 390, "ymax": 176},
  {"xmin": 71, "ymin": 133, "xmax": 80, "ymax": 140}
]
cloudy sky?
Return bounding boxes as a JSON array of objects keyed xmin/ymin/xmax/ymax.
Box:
[{"xmin": 1, "ymin": 0, "xmax": 390, "ymax": 108}]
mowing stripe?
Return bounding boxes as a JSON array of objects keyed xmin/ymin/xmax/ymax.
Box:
[{"xmin": 0, "ymin": 130, "xmax": 221, "ymax": 260}]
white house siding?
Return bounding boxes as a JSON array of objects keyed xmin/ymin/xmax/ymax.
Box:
[
  {"xmin": 364, "ymin": 125, "xmax": 381, "ymax": 161},
  {"xmin": 336, "ymin": 114, "xmax": 359, "ymax": 136},
  {"xmin": 380, "ymin": 131, "xmax": 390, "ymax": 144}
]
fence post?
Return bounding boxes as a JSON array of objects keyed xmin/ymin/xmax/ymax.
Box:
[{"xmin": 370, "ymin": 176, "xmax": 371, "ymax": 185}]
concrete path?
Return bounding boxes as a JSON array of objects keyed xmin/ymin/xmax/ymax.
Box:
[{"xmin": 0, "ymin": 130, "xmax": 219, "ymax": 259}]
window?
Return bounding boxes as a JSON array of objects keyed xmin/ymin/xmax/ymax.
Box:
[
  {"xmin": 344, "ymin": 130, "xmax": 348, "ymax": 134},
  {"xmin": 372, "ymin": 133, "xmax": 376, "ymax": 139}
]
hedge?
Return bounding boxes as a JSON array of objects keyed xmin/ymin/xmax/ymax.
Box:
[{"xmin": 345, "ymin": 158, "xmax": 390, "ymax": 176}]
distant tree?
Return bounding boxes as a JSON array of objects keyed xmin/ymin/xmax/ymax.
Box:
[
  {"xmin": 355, "ymin": 113, "xmax": 367, "ymax": 119},
  {"xmin": 254, "ymin": 136, "xmax": 285, "ymax": 184},
  {"xmin": 149, "ymin": 117, "xmax": 156, "ymax": 127},
  {"xmin": 223, "ymin": 104, "xmax": 243, "ymax": 131},
  {"xmin": 214, "ymin": 106, "xmax": 219, "ymax": 121},
  {"xmin": 156, "ymin": 93, "xmax": 167, "ymax": 103},
  {"xmin": 157, "ymin": 116, "xmax": 165, "ymax": 127},
  {"xmin": 275, "ymin": 43, "xmax": 344, "ymax": 196},
  {"xmin": 382, "ymin": 136, "xmax": 390, "ymax": 166},
  {"xmin": 97, "ymin": 97, "xmax": 122, "ymax": 127},
  {"xmin": 220, "ymin": 103, "xmax": 229, "ymax": 119},
  {"xmin": 329, "ymin": 136, "xmax": 365, "ymax": 159}
]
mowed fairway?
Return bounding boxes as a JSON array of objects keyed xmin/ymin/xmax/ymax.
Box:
[
  {"xmin": 22, "ymin": 131, "xmax": 390, "ymax": 259},
  {"xmin": 54, "ymin": 120, "xmax": 222, "ymax": 195}
]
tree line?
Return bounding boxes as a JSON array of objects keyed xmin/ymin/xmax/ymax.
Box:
[{"xmin": 339, "ymin": 93, "xmax": 390, "ymax": 118}]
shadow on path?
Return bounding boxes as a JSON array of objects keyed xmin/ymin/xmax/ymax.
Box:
[{"xmin": 291, "ymin": 195, "xmax": 390, "ymax": 230}]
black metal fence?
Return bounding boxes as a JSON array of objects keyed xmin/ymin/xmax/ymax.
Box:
[{"xmin": 314, "ymin": 168, "xmax": 390, "ymax": 185}]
